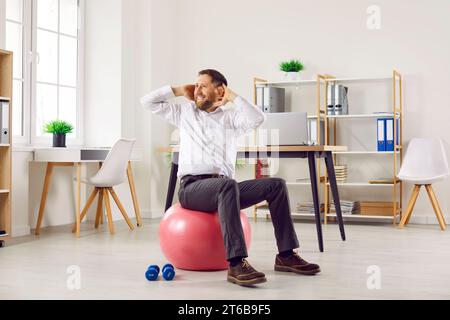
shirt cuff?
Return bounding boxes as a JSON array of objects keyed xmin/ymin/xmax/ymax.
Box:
[{"xmin": 140, "ymin": 85, "xmax": 176, "ymax": 106}]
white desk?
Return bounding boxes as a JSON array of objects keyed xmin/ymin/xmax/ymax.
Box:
[{"xmin": 33, "ymin": 147, "xmax": 143, "ymax": 237}]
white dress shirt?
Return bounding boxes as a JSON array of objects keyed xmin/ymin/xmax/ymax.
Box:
[{"xmin": 141, "ymin": 85, "xmax": 266, "ymax": 178}]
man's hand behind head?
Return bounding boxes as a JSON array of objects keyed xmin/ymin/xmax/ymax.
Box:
[
  {"xmin": 173, "ymin": 85, "xmax": 195, "ymax": 101},
  {"xmin": 215, "ymin": 85, "xmax": 237, "ymax": 107}
]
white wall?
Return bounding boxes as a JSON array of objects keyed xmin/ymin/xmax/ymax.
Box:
[
  {"xmin": 6, "ymin": 0, "xmax": 450, "ymax": 234},
  {"xmin": 0, "ymin": 0, "xmax": 5, "ymax": 49},
  {"xmin": 121, "ymin": 0, "xmax": 180, "ymax": 218},
  {"xmin": 143, "ymin": 0, "xmax": 450, "ymax": 223},
  {"xmin": 11, "ymin": 150, "xmax": 32, "ymax": 236},
  {"xmin": 84, "ymin": 0, "xmax": 123, "ymax": 147}
]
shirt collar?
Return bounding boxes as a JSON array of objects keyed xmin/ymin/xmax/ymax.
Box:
[{"xmin": 195, "ymin": 104, "xmax": 225, "ymax": 115}]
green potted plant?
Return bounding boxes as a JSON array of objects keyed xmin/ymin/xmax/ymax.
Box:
[
  {"xmin": 43, "ymin": 120, "xmax": 74, "ymax": 148},
  {"xmin": 280, "ymin": 59, "xmax": 305, "ymax": 81}
]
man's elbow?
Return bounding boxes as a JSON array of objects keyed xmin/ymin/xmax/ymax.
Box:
[
  {"xmin": 140, "ymin": 95, "xmax": 150, "ymax": 108},
  {"xmin": 140, "ymin": 94, "xmax": 158, "ymax": 111},
  {"xmin": 255, "ymin": 112, "xmax": 267, "ymax": 128}
]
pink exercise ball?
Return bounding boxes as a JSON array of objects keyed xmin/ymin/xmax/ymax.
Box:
[{"xmin": 159, "ymin": 204, "xmax": 252, "ymax": 271}]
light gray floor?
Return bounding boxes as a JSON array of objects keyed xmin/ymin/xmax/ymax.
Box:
[{"xmin": 1, "ymin": 218, "xmax": 450, "ymax": 300}]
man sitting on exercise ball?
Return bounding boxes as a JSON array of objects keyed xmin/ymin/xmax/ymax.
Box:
[{"xmin": 141, "ymin": 69, "xmax": 321, "ymax": 286}]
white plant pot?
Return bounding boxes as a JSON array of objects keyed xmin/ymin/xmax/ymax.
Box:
[{"xmin": 285, "ymin": 72, "xmax": 301, "ymax": 81}]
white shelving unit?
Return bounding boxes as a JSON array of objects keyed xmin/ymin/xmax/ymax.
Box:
[
  {"xmin": 320, "ymin": 72, "xmax": 404, "ymax": 224},
  {"xmin": 253, "ymin": 71, "xmax": 404, "ymax": 224}
]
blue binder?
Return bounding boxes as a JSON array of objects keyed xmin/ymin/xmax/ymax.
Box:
[
  {"xmin": 377, "ymin": 119, "xmax": 386, "ymax": 152},
  {"xmin": 396, "ymin": 118, "xmax": 400, "ymax": 146},
  {"xmin": 385, "ymin": 118, "xmax": 395, "ymax": 152}
]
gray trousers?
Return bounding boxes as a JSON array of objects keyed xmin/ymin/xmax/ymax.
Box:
[{"xmin": 178, "ymin": 175, "xmax": 300, "ymax": 260}]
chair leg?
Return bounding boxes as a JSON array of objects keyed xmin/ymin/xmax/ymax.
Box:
[
  {"xmin": 95, "ymin": 188, "xmax": 104, "ymax": 229},
  {"xmin": 108, "ymin": 188, "xmax": 135, "ymax": 231},
  {"xmin": 103, "ymin": 189, "xmax": 115, "ymax": 234},
  {"xmin": 425, "ymin": 185, "xmax": 447, "ymax": 231},
  {"xmin": 405, "ymin": 185, "xmax": 421, "ymax": 226},
  {"xmin": 72, "ymin": 188, "xmax": 99, "ymax": 233},
  {"xmin": 400, "ymin": 185, "xmax": 421, "ymax": 228}
]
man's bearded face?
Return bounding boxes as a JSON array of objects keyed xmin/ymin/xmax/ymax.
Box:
[{"xmin": 194, "ymin": 75, "xmax": 222, "ymax": 111}]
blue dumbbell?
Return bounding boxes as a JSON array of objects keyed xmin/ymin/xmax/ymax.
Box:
[
  {"xmin": 162, "ymin": 264, "xmax": 175, "ymax": 281},
  {"xmin": 145, "ymin": 265, "xmax": 160, "ymax": 281}
]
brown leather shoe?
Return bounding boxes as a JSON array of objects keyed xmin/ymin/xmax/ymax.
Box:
[
  {"xmin": 227, "ymin": 259, "xmax": 267, "ymax": 286},
  {"xmin": 275, "ymin": 252, "xmax": 321, "ymax": 275}
]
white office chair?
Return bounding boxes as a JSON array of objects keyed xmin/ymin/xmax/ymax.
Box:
[
  {"xmin": 76, "ymin": 139, "xmax": 136, "ymax": 234},
  {"xmin": 398, "ymin": 138, "xmax": 449, "ymax": 230}
]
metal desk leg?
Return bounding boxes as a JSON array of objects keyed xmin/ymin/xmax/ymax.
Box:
[
  {"xmin": 165, "ymin": 161, "xmax": 179, "ymax": 212},
  {"xmin": 324, "ymin": 152, "xmax": 346, "ymax": 241},
  {"xmin": 308, "ymin": 152, "xmax": 324, "ymax": 253}
]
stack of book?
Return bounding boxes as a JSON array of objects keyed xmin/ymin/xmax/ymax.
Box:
[
  {"xmin": 296, "ymin": 202, "xmax": 325, "ymax": 215},
  {"xmin": 330, "ymin": 200, "xmax": 361, "ymax": 216},
  {"xmin": 334, "ymin": 165, "xmax": 348, "ymax": 183}
]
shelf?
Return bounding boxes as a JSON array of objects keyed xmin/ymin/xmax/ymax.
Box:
[
  {"xmin": 291, "ymin": 213, "xmax": 319, "ymax": 218},
  {"xmin": 0, "ymin": 190, "xmax": 10, "ymax": 194},
  {"xmin": 325, "ymin": 76, "xmax": 392, "ymax": 83},
  {"xmin": 327, "ymin": 182, "xmax": 399, "ymax": 187},
  {"xmin": 0, "ymin": 144, "xmax": 11, "ymax": 148},
  {"xmin": 287, "ymin": 182, "xmax": 311, "ymax": 186},
  {"xmin": 326, "ymin": 113, "xmax": 400, "ymax": 119},
  {"xmin": 287, "ymin": 182, "xmax": 399, "ymax": 187},
  {"xmin": 327, "ymin": 213, "xmax": 398, "ymax": 221},
  {"xmin": 0, "ymin": 233, "xmax": 10, "ymax": 238},
  {"xmin": 255, "ymin": 76, "xmax": 392, "ymax": 88},
  {"xmin": 258, "ymin": 206, "xmax": 399, "ymax": 222},
  {"xmin": 256, "ymin": 79, "xmax": 318, "ymax": 87},
  {"xmin": 308, "ymin": 113, "xmax": 400, "ymax": 120},
  {"xmin": 333, "ymin": 151, "xmax": 400, "ymax": 155},
  {"xmin": 0, "ymin": 96, "xmax": 11, "ymax": 101}
]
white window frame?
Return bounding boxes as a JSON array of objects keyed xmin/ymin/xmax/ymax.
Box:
[
  {"xmin": 3, "ymin": 0, "xmax": 31, "ymax": 145},
  {"xmin": 31, "ymin": 0, "xmax": 85, "ymax": 146},
  {"xmin": 2, "ymin": 0, "xmax": 85, "ymax": 147}
]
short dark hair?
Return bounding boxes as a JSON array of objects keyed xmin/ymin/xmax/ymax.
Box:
[{"xmin": 198, "ymin": 69, "xmax": 228, "ymax": 87}]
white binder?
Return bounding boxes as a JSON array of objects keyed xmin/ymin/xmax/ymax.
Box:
[{"xmin": 1, "ymin": 101, "xmax": 10, "ymax": 144}]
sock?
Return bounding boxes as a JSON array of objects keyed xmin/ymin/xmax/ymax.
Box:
[
  {"xmin": 279, "ymin": 250, "xmax": 294, "ymax": 258},
  {"xmin": 229, "ymin": 257, "xmax": 245, "ymax": 267}
]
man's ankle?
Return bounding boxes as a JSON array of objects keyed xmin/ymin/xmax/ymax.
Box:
[
  {"xmin": 229, "ymin": 257, "xmax": 245, "ymax": 267},
  {"xmin": 279, "ymin": 250, "xmax": 295, "ymax": 258}
]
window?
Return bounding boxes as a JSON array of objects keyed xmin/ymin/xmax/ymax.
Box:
[
  {"xmin": 5, "ymin": 0, "xmax": 25, "ymax": 137},
  {"xmin": 5, "ymin": 0, "xmax": 84, "ymax": 145}
]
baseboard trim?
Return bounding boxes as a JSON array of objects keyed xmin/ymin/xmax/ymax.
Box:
[
  {"xmin": 12, "ymin": 225, "xmax": 31, "ymax": 237},
  {"xmin": 409, "ymin": 215, "xmax": 450, "ymax": 225},
  {"xmin": 141, "ymin": 210, "xmax": 152, "ymax": 219},
  {"xmin": 150, "ymin": 210, "xmax": 164, "ymax": 219},
  {"xmin": 141, "ymin": 210, "xmax": 168, "ymax": 219}
]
